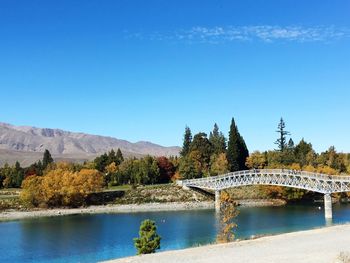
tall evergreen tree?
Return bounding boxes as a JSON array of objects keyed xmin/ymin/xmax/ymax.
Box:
[
  {"xmin": 274, "ymin": 118, "xmax": 290, "ymax": 152},
  {"xmin": 209, "ymin": 123, "xmax": 227, "ymax": 155},
  {"xmin": 180, "ymin": 126, "xmax": 192, "ymax": 157},
  {"xmin": 116, "ymin": 148, "xmax": 124, "ymax": 164},
  {"xmin": 107, "ymin": 149, "xmax": 117, "ymax": 164},
  {"xmin": 288, "ymin": 138, "xmax": 295, "ymax": 149},
  {"xmin": 227, "ymin": 118, "xmax": 249, "ymax": 171},
  {"xmin": 227, "ymin": 119, "xmax": 240, "ymax": 172},
  {"xmin": 238, "ymin": 135, "xmax": 249, "ymax": 170},
  {"xmin": 94, "ymin": 153, "xmax": 109, "ymax": 172},
  {"xmin": 42, "ymin": 149, "xmax": 53, "ymax": 170}
]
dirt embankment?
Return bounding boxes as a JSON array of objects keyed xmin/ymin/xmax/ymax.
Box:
[{"xmin": 114, "ymin": 184, "xmax": 213, "ymax": 204}]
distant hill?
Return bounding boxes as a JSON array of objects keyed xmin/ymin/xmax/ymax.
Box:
[{"xmin": 0, "ymin": 122, "xmax": 180, "ymax": 166}]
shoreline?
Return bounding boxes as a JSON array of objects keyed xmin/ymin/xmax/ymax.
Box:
[
  {"xmin": 104, "ymin": 223, "xmax": 350, "ymax": 263},
  {"xmin": 0, "ymin": 199, "xmax": 284, "ymax": 221}
]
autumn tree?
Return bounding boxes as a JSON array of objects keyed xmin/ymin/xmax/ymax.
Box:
[
  {"xmin": 105, "ymin": 162, "xmax": 118, "ymax": 185},
  {"xmin": 20, "ymin": 164, "xmax": 104, "ymax": 207},
  {"xmin": 156, "ymin": 157, "xmax": 175, "ymax": 183},
  {"xmin": 217, "ymin": 191, "xmax": 239, "ymax": 243},
  {"xmin": 20, "ymin": 175, "xmax": 44, "ymax": 207},
  {"xmin": 210, "ymin": 153, "xmax": 229, "ymax": 176},
  {"xmin": 245, "ymin": 151, "xmax": 267, "ymax": 169},
  {"xmin": 180, "ymin": 126, "xmax": 192, "ymax": 157},
  {"xmin": 134, "ymin": 219, "xmax": 161, "ymax": 255}
]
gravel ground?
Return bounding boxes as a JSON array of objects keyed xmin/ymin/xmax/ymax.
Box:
[
  {"xmin": 0, "ymin": 201, "xmax": 214, "ymax": 221},
  {"xmin": 0, "ymin": 199, "xmax": 284, "ymax": 221},
  {"xmin": 104, "ymin": 224, "xmax": 350, "ymax": 263}
]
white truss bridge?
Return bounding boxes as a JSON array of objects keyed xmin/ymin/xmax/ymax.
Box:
[
  {"xmin": 178, "ymin": 169, "xmax": 350, "ymax": 219},
  {"xmin": 180, "ymin": 169, "xmax": 350, "ymax": 194}
]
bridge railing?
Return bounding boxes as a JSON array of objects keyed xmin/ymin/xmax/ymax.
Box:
[{"xmin": 181, "ymin": 169, "xmax": 350, "ymax": 186}]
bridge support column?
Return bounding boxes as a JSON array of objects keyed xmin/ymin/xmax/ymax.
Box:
[
  {"xmin": 215, "ymin": 190, "xmax": 221, "ymax": 212},
  {"xmin": 324, "ymin": 194, "xmax": 332, "ymax": 219}
]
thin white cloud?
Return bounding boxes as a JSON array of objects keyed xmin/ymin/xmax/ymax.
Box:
[{"xmin": 128, "ymin": 25, "xmax": 350, "ymax": 43}]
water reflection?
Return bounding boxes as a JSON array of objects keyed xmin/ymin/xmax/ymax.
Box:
[{"xmin": 0, "ymin": 204, "xmax": 349, "ymax": 262}]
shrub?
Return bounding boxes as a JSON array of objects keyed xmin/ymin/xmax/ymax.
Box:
[
  {"xmin": 20, "ymin": 168, "xmax": 104, "ymax": 207},
  {"xmin": 134, "ymin": 219, "xmax": 161, "ymax": 255}
]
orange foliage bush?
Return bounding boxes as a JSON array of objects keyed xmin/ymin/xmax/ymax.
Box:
[{"xmin": 21, "ymin": 168, "xmax": 104, "ymax": 207}]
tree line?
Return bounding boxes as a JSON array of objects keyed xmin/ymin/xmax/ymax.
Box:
[
  {"xmin": 1, "ymin": 117, "xmax": 350, "ymax": 206},
  {"xmin": 177, "ymin": 118, "xmax": 249, "ymax": 179}
]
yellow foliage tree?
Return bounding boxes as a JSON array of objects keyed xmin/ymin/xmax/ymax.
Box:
[
  {"xmin": 20, "ymin": 176, "xmax": 44, "ymax": 207},
  {"xmin": 106, "ymin": 162, "xmax": 118, "ymax": 174},
  {"xmin": 216, "ymin": 191, "xmax": 239, "ymax": 243},
  {"xmin": 316, "ymin": 165, "xmax": 338, "ymax": 175},
  {"xmin": 289, "ymin": 163, "xmax": 301, "ymax": 170},
  {"xmin": 21, "ymin": 167, "xmax": 104, "ymax": 207},
  {"xmin": 210, "ymin": 153, "xmax": 229, "ymax": 176},
  {"xmin": 303, "ymin": 165, "xmax": 316, "ymax": 173},
  {"xmin": 245, "ymin": 151, "xmax": 267, "ymax": 169}
]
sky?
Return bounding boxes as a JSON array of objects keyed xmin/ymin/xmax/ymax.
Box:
[{"xmin": 0, "ymin": 0, "xmax": 350, "ymax": 153}]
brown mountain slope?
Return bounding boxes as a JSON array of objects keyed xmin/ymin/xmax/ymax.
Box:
[{"xmin": 0, "ymin": 122, "xmax": 180, "ymax": 166}]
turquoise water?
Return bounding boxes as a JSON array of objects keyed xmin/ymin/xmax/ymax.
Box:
[{"xmin": 1, "ymin": 203, "xmax": 350, "ymax": 262}]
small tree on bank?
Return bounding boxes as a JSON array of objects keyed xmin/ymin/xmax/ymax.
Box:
[
  {"xmin": 134, "ymin": 219, "xmax": 161, "ymax": 255},
  {"xmin": 217, "ymin": 191, "xmax": 239, "ymax": 243}
]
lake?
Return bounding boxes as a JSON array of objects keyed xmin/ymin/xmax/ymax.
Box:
[{"xmin": 1, "ymin": 203, "xmax": 350, "ymax": 262}]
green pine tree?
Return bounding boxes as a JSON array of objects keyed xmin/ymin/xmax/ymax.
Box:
[
  {"xmin": 116, "ymin": 148, "xmax": 124, "ymax": 164},
  {"xmin": 238, "ymin": 135, "xmax": 249, "ymax": 170},
  {"xmin": 274, "ymin": 118, "xmax": 290, "ymax": 152},
  {"xmin": 227, "ymin": 118, "xmax": 241, "ymax": 172},
  {"xmin": 178, "ymin": 155, "xmax": 201, "ymax": 179},
  {"xmin": 180, "ymin": 126, "xmax": 192, "ymax": 157},
  {"xmin": 209, "ymin": 123, "xmax": 227, "ymax": 155},
  {"xmin": 134, "ymin": 219, "xmax": 161, "ymax": 255},
  {"xmin": 227, "ymin": 118, "xmax": 249, "ymax": 171},
  {"xmin": 42, "ymin": 149, "xmax": 53, "ymax": 170}
]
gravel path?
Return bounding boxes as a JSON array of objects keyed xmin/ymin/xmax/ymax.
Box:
[{"xmin": 104, "ymin": 224, "xmax": 350, "ymax": 263}]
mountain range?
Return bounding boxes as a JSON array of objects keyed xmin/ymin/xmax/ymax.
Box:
[{"xmin": 0, "ymin": 122, "xmax": 180, "ymax": 166}]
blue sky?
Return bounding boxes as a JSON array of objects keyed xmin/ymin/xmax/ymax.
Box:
[{"xmin": 1, "ymin": 0, "xmax": 350, "ymax": 152}]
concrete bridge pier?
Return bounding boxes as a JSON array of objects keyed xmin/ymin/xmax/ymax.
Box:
[
  {"xmin": 324, "ymin": 194, "xmax": 332, "ymax": 219},
  {"xmin": 215, "ymin": 190, "xmax": 221, "ymax": 212}
]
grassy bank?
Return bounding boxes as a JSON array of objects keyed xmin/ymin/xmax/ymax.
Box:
[{"xmin": 0, "ymin": 189, "xmax": 24, "ymax": 211}]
